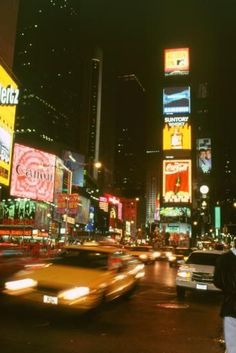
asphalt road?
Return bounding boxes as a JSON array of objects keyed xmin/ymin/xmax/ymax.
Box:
[{"xmin": 0, "ymin": 261, "xmax": 225, "ymax": 353}]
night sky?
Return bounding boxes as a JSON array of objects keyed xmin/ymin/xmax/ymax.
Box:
[
  {"xmin": 78, "ymin": 0, "xmax": 236, "ymax": 125},
  {"xmin": 15, "ymin": 0, "xmax": 236, "ymax": 187}
]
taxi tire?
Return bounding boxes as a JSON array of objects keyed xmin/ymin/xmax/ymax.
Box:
[{"xmin": 123, "ymin": 284, "xmax": 138, "ymax": 300}]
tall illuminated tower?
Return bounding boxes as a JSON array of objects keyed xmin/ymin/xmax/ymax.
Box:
[
  {"xmin": 160, "ymin": 47, "xmax": 192, "ymax": 247},
  {"xmin": 87, "ymin": 48, "xmax": 103, "ymax": 180}
]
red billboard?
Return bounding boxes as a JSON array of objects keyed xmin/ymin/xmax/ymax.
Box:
[
  {"xmin": 10, "ymin": 144, "xmax": 56, "ymax": 202},
  {"xmin": 55, "ymin": 193, "xmax": 79, "ymax": 215},
  {"xmin": 163, "ymin": 160, "xmax": 192, "ymax": 203}
]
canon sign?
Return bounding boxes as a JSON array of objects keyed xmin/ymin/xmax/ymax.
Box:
[
  {"xmin": 16, "ymin": 164, "xmax": 54, "ymax": 182},
  {"xmin": 10, "ymin": 143, "xmax": 56, "ymax": 202},
  {"xmin": 0, "ymin": 84, "xmax": 19, "ymax": 105}
]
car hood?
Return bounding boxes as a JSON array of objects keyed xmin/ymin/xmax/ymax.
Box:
[
  {"xmin": 13, "ymin": 264, "xmax": 112, "ymax": 289},
  {"xmin": 179, "ymin": 263, "xmax": 215, "ymax": 273}
]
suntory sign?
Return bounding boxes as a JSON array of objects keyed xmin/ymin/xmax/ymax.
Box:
[{"xmin": 0, "ymin": 64, "xmax": 19, "ymax": 186}]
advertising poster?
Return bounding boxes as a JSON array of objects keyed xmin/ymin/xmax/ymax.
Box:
[
  {"xmin": 55, "ymin": 193, "xmax": 79, "ymax": 215},
  {"xmin": 99, "ymin": 196, "xmax": 109, "ymax": 212},
  {"xmin": 163, "ymin": 116, "xmax": 191, "ymax": 150},
  {"xmin": 54, "ymin": 157, "xmax": 64, "ymax": 198},
  {"xmin": 35, "ymin": 202, "xmax": 51, "ymax": 230},
  {"xmin": 160, "ymin": 222, "xmax": 191, "ymax": 247},
  {"xmin": 0, "ymin": 64, "xmax": 19, "ymax": 186},
  {"xmin": 0, "ymin": 199, "xmax": 36, "ymax": 225},
  {"xmin": 85, "ymin": 206, "xmax": 95, "ymax": 232},
  {"xmin": 63, "ymin": 151, "xmax": 85, "ymax": 187},
  {"xmin": 196, "ymin": 138, "xmax": 212, "ymax": 174},
  {"xmin": 163, "ymin": 86, "xmax": 191, "ymax": 115},
  {"xmin": 164, "ymin": 48, "xmax": 189, "ymax": 76},
  {"xmin": 75, "ymin": 195, "xmax": 90, "ymax": 225},
  {"xmin": 160, "ymin": 207, "xmax": 191, "ymax": 222},
  {"xmin": 10, "ymin": 143, "xmax": 56, "ymax": 202},
  {"xmin": 163, "ymin": 160, "xmax": 192, "ymax": 203}
]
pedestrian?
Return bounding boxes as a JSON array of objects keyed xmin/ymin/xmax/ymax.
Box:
[{"xmin": 213, "ymin": 238, "xmax": 236, "ymax": 353}]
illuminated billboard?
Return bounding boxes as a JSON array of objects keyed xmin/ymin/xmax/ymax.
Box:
[
  {"xmin": 163, "ymin": 86, "xmax": 191, "ymax": 115},
  {"xmin": 63, "ymin": 151, "xmax": 85, "ymax": 187},
  {"xmin": 0, "ymin": 198, "xmax": 35, "ymax": 225},
  {"xmin": 164, "ymin": 48, "xmax": 189, "ymax": 76},
  {"xmin": 75, "ymin": 195, "xmax": 90, "ymax": 225},
  {"xmin": 54, "ymin": 157, "xmax": 64, "ymax": 198},
  {"xmin": 163, "ymin": 160, "xmax": 192, "ymax": 203},
  {"xmin": 160, "ymin": 222, "xmax": 191, "ymax": 247},
  {"xmin": 0, "ymin": 64, "xmax": 19, "ymax": 186},
  {"xmin": 10, "ymin": 143, "xmax": 56, "ymax": 202},
  {"xmin": 163, "ymin": 116, "xmax": 191, "ymax": 150},
  {"xmin": 160, "ymin": 207, "xmax": 191, "ymax": 222},
  {"xmin": 196, "ymin": 138, "xmax": 212, "ymax": 174}
]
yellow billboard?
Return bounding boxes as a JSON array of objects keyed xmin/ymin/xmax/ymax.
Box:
[
  {"xmin": 164, "ymin": 48, "xmax": 189, "ymax": 76},
  {"xmin": 0, "ymin": 64, "xmax": 19, "ymax": 186},
  {"xmin": 163, "ymin": 116, "xmax": 191, "ymax": 150}
]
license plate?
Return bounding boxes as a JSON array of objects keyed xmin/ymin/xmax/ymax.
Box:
[
  {"xmin": 196, "ymin": 283, "xmax": 207, "ymax": 290},
  {"xmin": 43, "ymin": 295, "xmax": 58, "ymax": 305}
]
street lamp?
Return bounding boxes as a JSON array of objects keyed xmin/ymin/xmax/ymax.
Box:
[{"xmin": 94, "ymin": 161, "xmax": 102, "ymax": 169}]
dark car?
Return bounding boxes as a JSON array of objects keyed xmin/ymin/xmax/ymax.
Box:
[
  {"xmin": 176, "ymin": 250, "xmax": 224, "ymax": 299},
  {"xmin": 168, "ymin": 247, "xmax": 192, "ymax": 267}
]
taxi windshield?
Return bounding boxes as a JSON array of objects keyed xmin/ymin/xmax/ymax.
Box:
[{"xmin": 53, "ymin": 249, "xmax": 109, "ymax": 270}]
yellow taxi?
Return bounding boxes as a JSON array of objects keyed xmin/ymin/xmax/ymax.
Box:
[{"xmin": 3, "ymin": 245, "xmax": 145, "ymax": 312}]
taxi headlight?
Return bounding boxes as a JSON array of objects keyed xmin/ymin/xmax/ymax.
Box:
[
  {"xmin": 59, "ymin": 287, "xmax": 90, "ymax": 301},
  {"xmin": 139, "ymin": 254, "xmax": 147, "ymax": 259},
  {"xmin": 5, "ymin": 278, "xmax": 38, "ymax": 291},
  {"xmin": 177, "ymin": 270, "xmax": 191, "ymax": 279}
]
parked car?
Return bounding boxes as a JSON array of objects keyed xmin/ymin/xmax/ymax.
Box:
[
  {"xmin": 176, "ymin": 250, "xmax": 224, "ymax": 299},
  {"xmin": 125, "ymin": 245, "xmax": 156, "ymax": 264},
  {"xmin": 168, "ymin": 247, "xmax": 193, "ymax": 267},
  {"xmin": 3, "ymin": 245, "xmax": 145, "ymax": 312}
]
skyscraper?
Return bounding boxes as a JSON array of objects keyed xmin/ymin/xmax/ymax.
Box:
[
  {"xmin": 0, "ymin": 0, "xmax": 19, "ymax": 69},
  {"xmin": 113, "ymin": 74, "xmax": 146, "ymax": 198},
  {"xmin": 13, "ymin": 0, "xmax": 103, "ymax": 163}
]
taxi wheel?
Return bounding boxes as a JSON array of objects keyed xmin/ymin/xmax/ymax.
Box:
[
  {"xmin": 123, "ymin": 284, "xmax": 138, "ymax": 300},
  {"xmin": 88, "ymin": 290, "xmax": 108, "ymax": 317}
]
